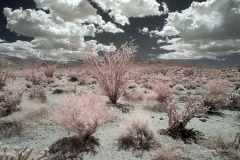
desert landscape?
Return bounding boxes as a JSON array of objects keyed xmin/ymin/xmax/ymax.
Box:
[{"xmin": 0, "ymin": 43, "xmax": 239, "ymax": 160}]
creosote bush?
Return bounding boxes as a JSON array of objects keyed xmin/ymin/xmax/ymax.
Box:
[
  {"xmin": 117, "ymin": 113, "xmax": 157, "ymax": 151},
  {"xmin": 83, "ymin": 41, "xmax": 137, "ymax": 104}
]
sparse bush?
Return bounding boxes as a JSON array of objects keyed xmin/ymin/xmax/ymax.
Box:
[
  {"xmin": 0, "ymin": 120, "xmax": 22, "ymax": 138},
  {"xmin": 172, "ymin": 84, "xmax": 185, "ymax": 91},
  {"xmin": 183, "ymin": 68, "xmax": 194, "ymax": 77},
  {"xmin": 0, "ymin": 60, "xmax": 10, "ymax": 90},
  {"xmin": 151, "ymin": 147, "xmax": 175, "ymax": 160},
  {"xmin": 141, "ymin": 83, "xmax": 153, "ymax": 90},
  {"xmin": 42, "ymin": 77, "xmax": 55, "ymax": 84},
  {"xmin": 28, "ymin": 87, "xmax": 47, "ymax": 102},
  {"xmin": 154, "ymin": 83, "xmax": 172, "ymax": 103},
  {"xmin": 0, "ymin": 84, "xmax": 25, "ymax": 116},
  {"xmin": 83, "ymin": 42, "xmax": 137, "ymax": 104},
  {"xmin": 117, "ymin": 113, "xmax": 157, "ymax": 151},
  {"xmin": 24, "ymin": 107, "xmax": 49, "ymax": 123},
  {"xmin": 44, "ymin": 63, "xmax": 56, "ymax": 78},
  {"xmin": 123, "ymin": 90, "xmax": 144, "ymax": 102},
  {"xmin": 205, "ymin": 79, "xmax": 229, "ymax": 95},
  {"xmin": 202, "ymin": 134, "xmax": 240, "ymax": 159},
  {"xmin": 0, "ymin": 142, "xmax": 48, "ymax": 160},
  {"xmin": 143, "ymin": 100, "xmax": 168, "ymax": 113},
  {"xmin": 26, "ymin": 70, "xmax": 42, "ymax": 85},
  {"xmin": 55, "ymin": 93, "xmax": 117, "ymax": 142},
  {"xmin": 52, "ymin": 88, "xmax": 64, "ymax": 94}
]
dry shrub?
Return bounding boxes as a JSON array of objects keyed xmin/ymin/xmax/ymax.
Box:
[
  {"xmin": 183, "ymin": 68, "xmax": 194, "ymax": 77},
  {"xmin": 202, "ymin": 93, "xmax": 232, "ymax": 112},
  {"xmin": 172, "ymin": 84, "xmax": 185, "ymax": 91},
  {"xmin": 141, "ymin": 83, "xmax": 153, "ymax": 90},
  {"xmin": 202, "ymin": 134, "xmax": 240, "ymax": 159},
  {"xmin": 24, "ymin": 107, "xmax": 49, "ymax": 123},
  {"xmin": 155, "ymin": 83, "xmax": 172, "ymax": 103},
  {"xmin": 229, "ymin": 94, "xmax": 240, "ymax": 111},
  {"xmin": 0, "ymin": 120, "xmax": 23, "ymax": 138},
  {"xmin": 127, "ymin": 82, "xmax": 137, "ymax": 89},
  {"xmin": 44, "ymin": 63, "xmax": 56, "ymax": 78},
  {"xmin": 28, "ymin": 86, "xmax": 47, "ymax": 102},
  {"xmin": 25, "ymin": 70, "xmax": 42, "ymax": 85},
  {"xmin": 205, "ymin": 79, "xmax": 230, "ymax": 95},
  {"xmin": 0, "ymin": 60, "xmax": 10, "ymax": 90},
  {"xmin": 0, "ymin": 84, "xmax": 25, "ymax": 116},
  {"xmin": 143, "ymin": 100, "xmax": 168, "ymax": 113},
  {"xmin": 123, "ymin": 90, "xmax": 144, "ymax": 102},
  {"xmin": 117, "ymin": 113, "xmax": 157, "ymax": 151},
  {"xmin": 52, "ymin": 88, "xmax": 64, "ymax": 94},
  {"xmin": 54, "ymin": 93, "xmax": 118, "ymax": 142},
  {"xmin": 42, "ymin": 77, "xmax": 55, "ymax": 84},
  {"xmin": 151, "ymin": 147, "xmax": 176, "ymax": 160},
  {"xmin": 50, "ymin": 93, "xmax": 118, "ymax": 159}
]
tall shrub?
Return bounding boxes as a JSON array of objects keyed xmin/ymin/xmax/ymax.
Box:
[{"xmin": 83, "ymin": 42, "xmax": 137, "ymax": 104}]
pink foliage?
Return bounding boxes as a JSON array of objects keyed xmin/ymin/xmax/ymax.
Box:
[
  {"xmin": 83, "ymin": 42, "xmax": 137, "ymax": 104},
  {"xmin": 154, "ymin": 83, "xmax": 172, "ymax": 102},
  {"xmin": 205, "ymin": 79, "xmax": 230, "ymax": 95},
  {"xmin": 55, "ymin": 93, "xmax": 117, "ymax": 140}
]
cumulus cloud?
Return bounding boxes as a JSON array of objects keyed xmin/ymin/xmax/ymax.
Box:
[
  {"xmin": 138, "ymin": 27, "xmax": 149, "ymax": 34},
  {"xmin": 93, "ymin": 0, "xmax": 164, "ymax": 26},
  {"xmin": 155, "ymin": 0, "xmax": 240, "ymax": 59},
  {"xmin": 101, "ymin": 22, "xmax": 124, "ymax": 33},
  {"xmin": 1, "ymin": 0, "xmax": 168, "ymax": 60}
]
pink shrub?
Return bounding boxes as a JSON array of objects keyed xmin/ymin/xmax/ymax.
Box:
[
  {"xmin": 205, "ymin": 79, "xmax": 230, "ymax": 95},
  {"xmin": 123, "ymin": 90, "xmax": 144, "ymax": 102},
  {"xmin": 55, "ymin": 93, "xmax": 118, "ymax": 141},
  {"xmin": 154, "ymin": 83, "xmax": 172, "ymax": 102},
  {"xmin": 0, "ymin": 83, "xmax": 25, "ymax": 116},
  {"xmin": 25, "ymin": 70, "xmax": 42, "ymax": 85},
  {"xmin": 117, "ymin": 113, "xmax": 157, "ymax": 150},
  {"xmin": 44, "ymin": 63, "xmax": 56, "ymax": 78},
  {"xmin": 83, "ymin": 42, "xmax": 137, "ymax": 104},
  {"xmin": 0, "ymin": 60, "xmax": 10, "ymax": 90}
]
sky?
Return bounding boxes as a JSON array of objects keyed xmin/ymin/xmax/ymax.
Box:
[{"xmin": 0, "ymin": 0, "xmax": 240, "ymax": 66}]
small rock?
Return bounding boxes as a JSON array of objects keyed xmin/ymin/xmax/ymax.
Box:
[
  {"xmin": 151, "ymin": 116, "xmax": 154, "ymax": 118},
  {"xmin": 159, "ymin": 117, "xmax": 164, "ymax": 120},
  {"xmin": 122, "ymin": 107, "xmax": 129, "ymax": 113},
  {"xmin": 199, "ymin": 118, "xmax": 207, "ymax": 122}
]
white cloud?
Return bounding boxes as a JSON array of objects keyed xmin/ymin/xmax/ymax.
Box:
[
  {"xmin": 156, "ymin": 0, "xmax": 240, "ymax": 59},
  {"xmin": 93, "ymin": 0, "xmax": 165, "ymax": 25},
  {"xmin": 0, "ymin": 0, "xmax": 168, "ymax": 60},
  {"xmin": 139, "ymin": 27, "xmax": 149, "ymax": 34},
  {"xmin": 101, "ymin": 22, "xmax": 124, "ymax": 33}
]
